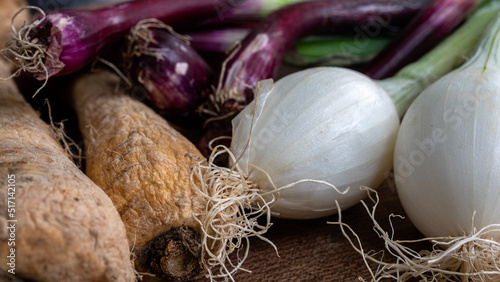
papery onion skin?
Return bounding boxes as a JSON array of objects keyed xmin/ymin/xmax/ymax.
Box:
[
  {"xmin": 394, "ymin": 65, "xmax": 500, "ymax": 238},
  {"xmin": 230, "ymin": 67, "xmax": 400, "ymax": 219}
]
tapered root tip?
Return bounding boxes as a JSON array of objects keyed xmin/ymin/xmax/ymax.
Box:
[
  {"xmin": 160, "ymin": 240, "xmax": 200, "ymax": 278},
  {"xmin": 139, "ymin": 227, "xmax": 204, "ymax": 281}
]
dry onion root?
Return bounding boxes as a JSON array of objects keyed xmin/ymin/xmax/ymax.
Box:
[
  {"xmin": 190, "ymin": 142, "xmax": 347, "ymax": 281},
  {"xmin": 330, "ymin": 187, "xmax": 500, "ymax": 281},
  {"xmin": 124, "ymin": 18, "xmax": 191, "ymax": 61},
  {"xmin": 190, "ymin": 144, "xmax": 277, "ymax": 281},
  {"xmin": 0, "ymin": 0, "xmax": 31, "ymax": 49},
  {"xmin": 2, "ymin": 6, "xmax": 50, "ymax": 75},
  {"xmin": 1, "ymin": 6, "xmax": 51, "ymax": 97}
]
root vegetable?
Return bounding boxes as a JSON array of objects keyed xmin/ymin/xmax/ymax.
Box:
[
  {"xmin": 0, "ymin": 59, "xmax": 136, "ymax": 281},
  {"xmin": 70, "ymin": 70, "xmax": 207, "ymax": 280}
]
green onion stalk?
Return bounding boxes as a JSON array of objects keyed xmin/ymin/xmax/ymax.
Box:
[
  {"xmin": 285, "ymin": 35, "xmax": 392, "ymax": 67},
  {"xmin": 188, "ymin": 27, "xmax": 393, "ymax": 68},
  {"xmin": 195, "ymin": 0, "xmax": 319, "ymax": 26},
  {"xmin": 379, "ymin": 0, "xmax": 500, "ymax": 118}
]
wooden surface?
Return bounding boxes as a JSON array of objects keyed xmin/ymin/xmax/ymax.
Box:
[{"xmin": 207, "ymin": 181, "xmax": 430, "ymax": 282}]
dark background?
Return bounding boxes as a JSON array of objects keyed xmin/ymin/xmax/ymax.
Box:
[{"xmin": 27, "ymin": 0, "xmax": 115, "ymax": 10}]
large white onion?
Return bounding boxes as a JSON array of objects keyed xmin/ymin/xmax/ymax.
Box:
[
  {"xmin": 230, "ymin": 67, "xmax": 399, "ymax": 219},
  {"xmin": 394, "ymin": 52, "xmax": 500, "ymax": 239},
  {"xmin": 387, "ymin": 15, "xmax": 500, "ymax": 280},
  {"xmin": 330, "ymin": 13, "xmax": 500, "ymax": 281}
]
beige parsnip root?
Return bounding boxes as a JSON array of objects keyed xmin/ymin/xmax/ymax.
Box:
[
  {"xmin": 0, "ymin": 58, "xmax": 136, "ymax": 281},
  {"xmin": 71, "ymin": 70, "xmax": 207, "ymax": 281}
]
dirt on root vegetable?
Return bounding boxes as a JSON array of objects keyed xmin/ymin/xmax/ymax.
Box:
[
  {"xmin": 70, "ymin": 69, "xmax": 208, "ymax": 281},
  {"xmin": 0, "ymin": 58, "xmax": 136, "ymax": 281}
]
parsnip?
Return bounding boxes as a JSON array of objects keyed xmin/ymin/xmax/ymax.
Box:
[
  {"xmin": 0, "ymin": 59, "xmax": 136, "ymax": 281},
  {"xmin": 71, "ymin": 70, "xmax": 207, "ymax": 280}
]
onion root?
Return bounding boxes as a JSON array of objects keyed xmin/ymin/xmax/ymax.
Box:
[{"xmin": 330, "ymin": 187, "xmax": 500, "ymax": 281}]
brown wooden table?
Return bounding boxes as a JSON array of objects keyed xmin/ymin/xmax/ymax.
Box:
[{"xmin": 192, "ymin": 178, "xmax": 431, "ymax": 282}]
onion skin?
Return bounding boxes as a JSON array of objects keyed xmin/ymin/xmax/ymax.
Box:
[
  {"xmin": 129, "ymin": 28, "xmax": 215, "ymax": 116},
  {"xmin": 394, "ymin": 9, "xmax": 500, "ymax": 236}
]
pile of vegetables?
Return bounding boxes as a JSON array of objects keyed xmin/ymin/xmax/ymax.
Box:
[
  {"xmin": 2, "ymin": 0, "xmax": 500, "ymax": 281},
  {"xmin": 1, "ymin": 2, "xmax": 135, "ymax": 281}
]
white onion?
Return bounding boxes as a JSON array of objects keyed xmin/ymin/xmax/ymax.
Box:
[
  {"xmin": 192, "ymin": 66, "xmax": 399, "ymax": 280},
  {"xmin": 230, "ymin": 66, "xmax": 399, "ymax": 219},
  {"xmin": 390, "ymin": 13, "xmax": 500, "ymax": 280},
  {"xmin": 394, "ymin": 65, "xmax": 500, "ymax": 239},
  {"xmin": 394, "ymin": 25, "xmax": 500, "ymax": 241}
]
